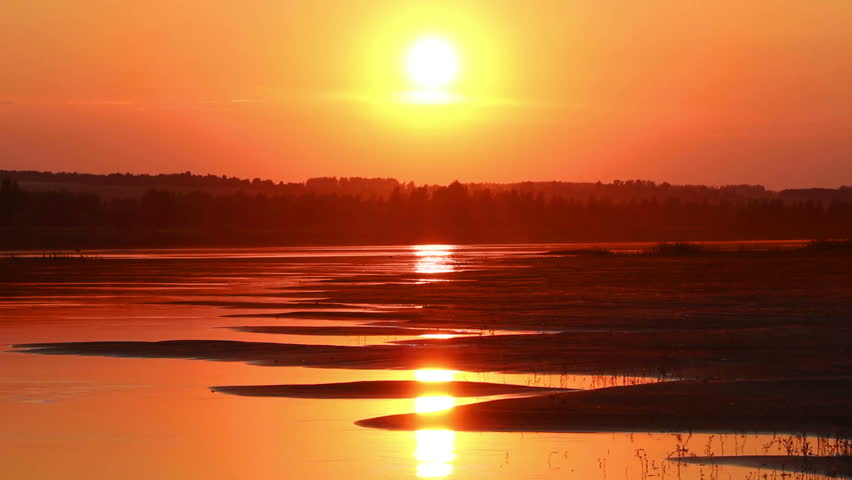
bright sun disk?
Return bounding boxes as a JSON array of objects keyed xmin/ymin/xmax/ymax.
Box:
[{"xmin": 406, "ymin": 37, "xmax": 459, "ymax": 89}]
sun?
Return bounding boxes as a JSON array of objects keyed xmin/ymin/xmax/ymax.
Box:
[{"xmin": 405, "ymin": 37, "xmax": 459, "ymax": 89}]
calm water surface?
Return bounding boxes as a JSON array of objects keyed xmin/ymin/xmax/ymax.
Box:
[{"xmin": 0, "ymin": 243, "xmax": 833, "ymax": 479}]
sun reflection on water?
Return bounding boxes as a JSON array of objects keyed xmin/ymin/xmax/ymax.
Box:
[
  {"xmin": 414, "ymin": 369, "xmax": 457, "ymax": 382},
  {"xmin": 420, "ymin": 333, "xmax": 457, "ymax": 340},
  {"xmin": 413, "ymin": 368, "xmax": 457, "ymax": 478},
  {"xmin": 413, "ymin": 245, "xmax": 456, "ymax": 274},
  {"xmin": 414, "ymin": 429, "xmax": 456, "ymax": 478},
  {"xmin": 414, "ymin": 395, "xmax": 456, "ymax": 414}
]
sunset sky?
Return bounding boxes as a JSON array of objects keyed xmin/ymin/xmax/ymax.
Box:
[{"xmin": 2, "ymin": 1, "xmax": 851, "ymax": 188}]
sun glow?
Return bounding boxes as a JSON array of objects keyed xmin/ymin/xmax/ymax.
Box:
[
  {"xmin": 363, "ymin": 7, "xmax": 505, "ymax": 116},
  {"xmin": 406, "ymin": 37, "xmax": 459, "ymax": 90}
]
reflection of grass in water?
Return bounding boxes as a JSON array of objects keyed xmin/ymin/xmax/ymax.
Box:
[
  {"xmin": 643, "ymin": 242, "xmax": 707, "ymax": 256},
  {"xmin": 760, "ymin": 433, "xmax": 852, "ymax": 457},
  {"xmin": 803, "ymin": 239, "xmax": 852, "ymax": 253},
  {"xmin": 1, "ymin": 251, "xmax": 102, "ymax": 281},
  {"xmin": 542, "ymin": 239, "xmax": 852, "ymax": 259},
  {"xmin": 665, "ymin": 433, "xmax": 852, "ymax": 480},
  {"xmin": 508, "ymin": 368, "xmax": 663, "ymax": 389},
  {"xmin": 642, "ymin": 239, "xmax": 852, "ymax": 257},
  {"xmin": 546, "ymin": 248, "xmax": 614, "ymax": 256},
  {"xmin": 4, "ymin": 250, "xmax": 100, "ymax": 262},
  {"xmin": 667, "ymin": 433, "xmax": 852, "ymax": 458},
  {"xmin": 587, "ymin": 432, "xmax": 851, "ymax": 480}
]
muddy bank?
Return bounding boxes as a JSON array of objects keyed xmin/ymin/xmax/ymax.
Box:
[
  {"xmin": 669, "ymin": 455, "xmax": 852, "ymax": 479},
  {"xmin": 6, "ymin": 247, "xmax": 852, "ymax": 339},
  {"xmin": 11, "ymin": 340, "xmax": 367, "ymax": 365},
  {"xmin": 162, "ymin": 300, "xmax": 354, "ymax": 310},
  {"xmin": 229, "ymin": 325, "xmax": 465, "ymax": 336},
  {"xmin": 222, "ymin": 311, "xmax": 418, "ymax": 320},
  {"xmin": 7, "ymin": 248, "xmax": 852, "ymax": 410},
  {"xmin": 307, "ymin": 253, "xmax": 852, "ymax": 333},
  {"xmin": 356, "ymin": 379, "xmax": 852, "ymax": 437},
  {"xmin": 13, "ymin": 323, "xmax": 852, "ymax": 379},
  {"xmin": 211, "ymin": 380, "xmax": 569, "ymax": 399}
]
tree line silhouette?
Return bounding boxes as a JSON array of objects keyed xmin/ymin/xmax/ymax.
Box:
[{"xmin": 1, "ymin": 172, "xmax": 851, "ymax": 248}]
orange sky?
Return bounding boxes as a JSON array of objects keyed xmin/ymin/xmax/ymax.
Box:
[{"xmin": 2, "ymin": 1, "xmax": 851, "ymax": 188}]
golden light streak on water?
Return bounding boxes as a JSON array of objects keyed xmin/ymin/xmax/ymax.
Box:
[
  {"xmin": 414, "ymin": 395, "xmax": 456, "ymax": 414},
  {"xmin": 414, "ymin": 429, "xmax": 456, "ymax": 478},
  {"xmin": 412, "ymin": 367, "xmax": 457, "ymax": 477},
  {"xmin": 413, "ymin": 245, "xmax": 456, "ymax": 274},
  {"xmin": 414, "ymin": 369, "xmax": 457, "ymax": 382}
]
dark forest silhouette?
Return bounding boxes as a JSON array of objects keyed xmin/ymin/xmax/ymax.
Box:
[{"xmin": 2, "ymin": 171, "xmax": 851, "ymax": 248}]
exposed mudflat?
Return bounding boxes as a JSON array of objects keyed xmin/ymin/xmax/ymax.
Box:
[
  {"xmin": 228, "ymin": 325, "xmax": 465, "ymax": 336},
  {"xmin": 211, "ymin": 380, "xmax": 570, "ymax": 399},
  {"xmin": 355, "ymin": 379, "xmax": 852, "ymax": 436},
  {"xmin": 4, "ymin": 243, "xmax": 852, "ymax": 479},
  {"xmin": 222, "ymin": 310, "xmax": 419, "ymax": 320},
  {"xmin": 14, "ymin": 322, "xmax": 851, "ymax": 379}
]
